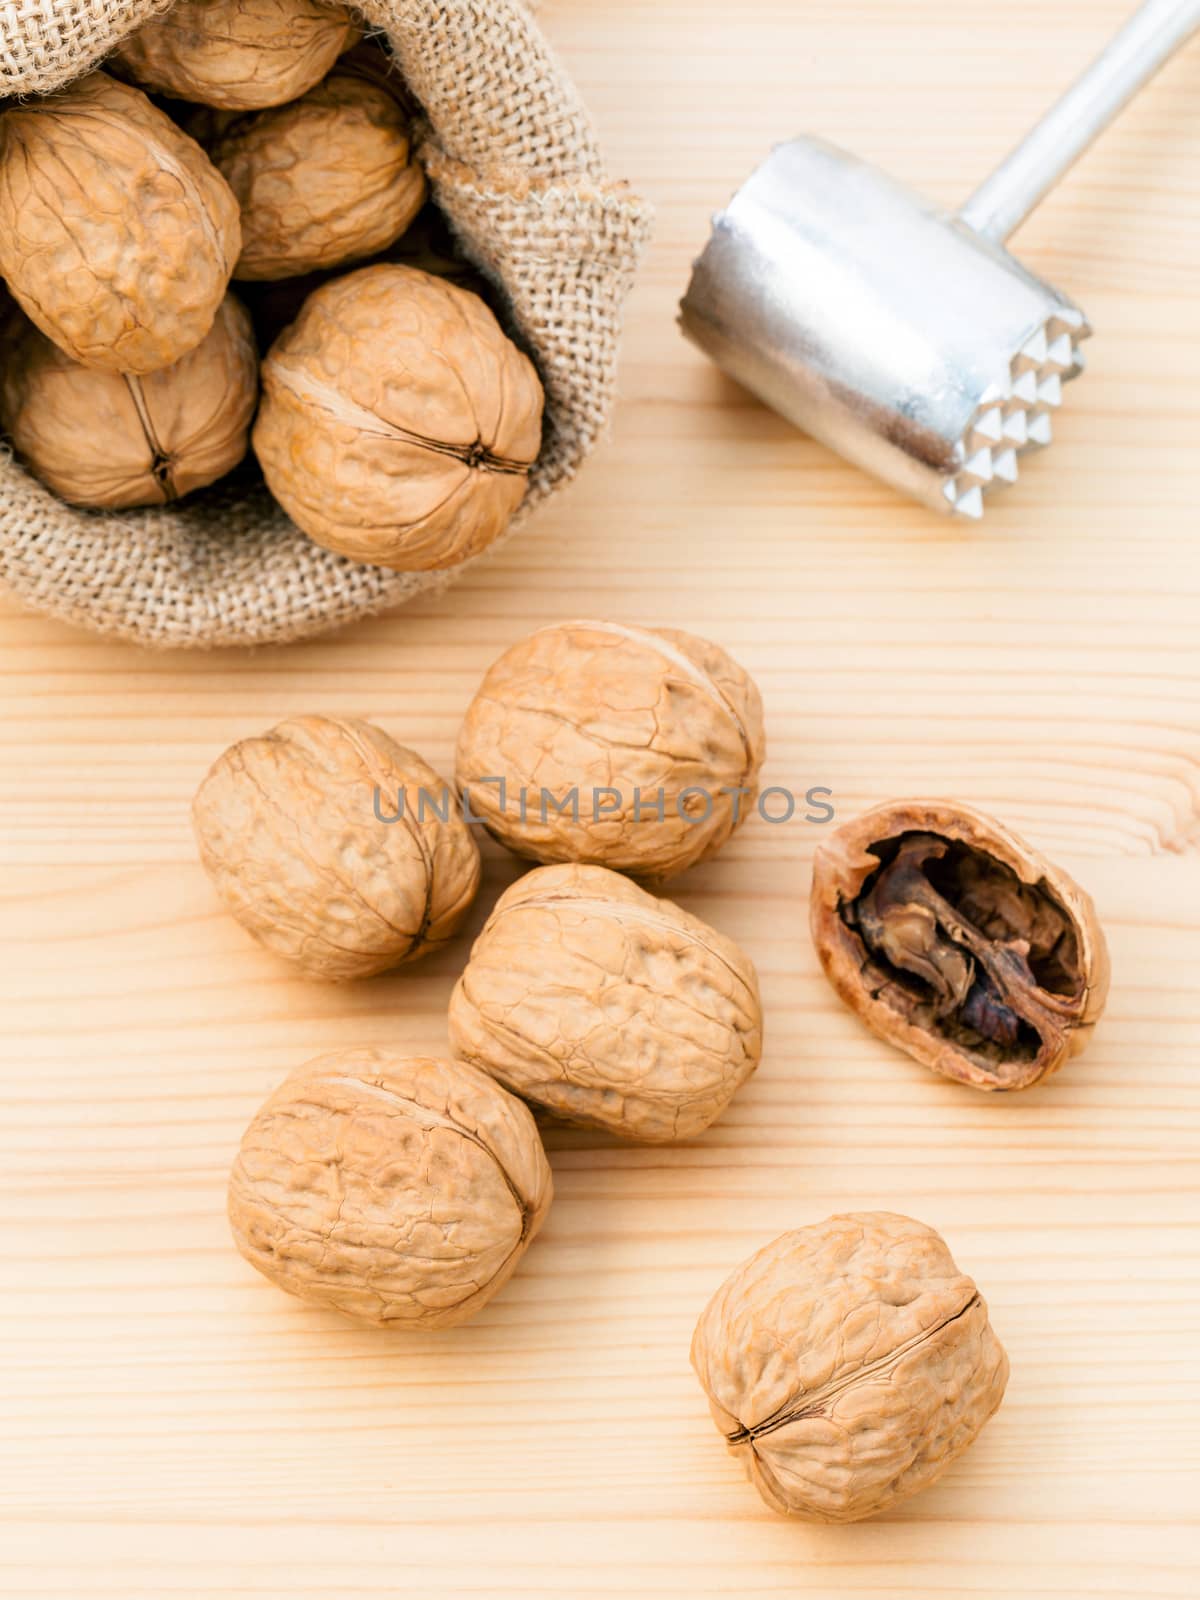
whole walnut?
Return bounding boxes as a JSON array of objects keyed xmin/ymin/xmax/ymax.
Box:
[
  {"xmin": 0, "ymin": 73, "xmax": 241, "ymax": 375},
  {"xmin": 113, "ymin": 0, "xmax": 360, "ymax": 111},
  {"xmin": 691, "ymin": 1212, "xmax": 1009, "ymax": 1522},
  {"xmin": 449, "ymin": 864, "xmax": 762, "ymax": 1142},
  {"xmin": 252, "ymin": 264, "xmax": 544, "ymax": 570},
  {"xmin": 456, "ymin": 620, "xmax": 767, "ymax": 880},
  {"xmin": 449, "ymin": 863, "xmax": 762, "ymax": 1142},
  {"xmin": 210, "ymin": 58, "xmax": 426, "ymax": 281},
  {"xmin": 1, "ymin": 295, "xmax": 257, "ymax": 508},
  {"xmin": 810, "ymin": 800, "xmax": 1110, "ymax": 1091},
  {"xmin": 229, "ymin": 1049, "xmax": 553, "ymax": 1329},
  {"xmin": 192, "ymin": 714, "xmax": 481, "ymax": 980}
]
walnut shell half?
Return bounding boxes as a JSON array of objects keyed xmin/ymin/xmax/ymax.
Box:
[
  {"xmin": 192, "ymin": 714, "xmax": 481, "ymax": 980},
  {"xmin": 1, "ymin": 294, "xmax": 257, "ymax": 508},
  {"xmin": 810, "ymin": 800, "xmax": 1110, "ymax": 1091},
  {"xmin": 113, "ymin": 0, "xmax": 360, "ymax": 111},
  {"xmin": 455, "ymin": 621, "xmax": 767, "ymax": 880},
  {"xmin": 448, "ymin": 863, "xmax": 762, "ymax": 1142},
  {"xmin": 691, "ymin": 1212, "xmax": 1009, "ymax": 1522},
  {"xmin": 252, "ymin": 264, "xmax": 544, "ymax": 570},
  {"xmin": 0, "ymin": 73, "xmax": 240, "ymax": 375},
  {"xmin": 229, "ymin": 1050, "xmax": 553, "ymax": 1329},
  {"xmin": 211, "ymin": 57, "xmax": 426, "ymax": 281}
]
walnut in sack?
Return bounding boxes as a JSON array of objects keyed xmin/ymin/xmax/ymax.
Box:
[
  {"xmin": 252, "ymin": 264, "xmax": 544, "ymax": 569},
  {"xmin": 0, "ymin": 73, "xmax": 240, "ymax": 375},
  {"xmin": 448, "ymin": 863, "xmax": 762, "ymax": 1143},
  {"xmin": 210, "ymin": 56, "xmax": 426, "ymax": 280},
  {"xmin": 691, "ymin": 1212, "xmax": 1009, "ymax": 1522},
  {"xmin": 229, "ymin": 1049, "xmax": 553, "ymax": 1328},
  {"xmin": 455, "ymin": 621, "xmax": 766, "ymax": 880},
  {"xmin": 192, "ymin": 714, "xmax": 480, "ymax": 980},
  {"xmin": 113, "ymin": 0, "xmax": 360, "ymax": 111},
  {"xmin": 1, "ymin": 295, "xmax": 257, "ymax": 508},
  {"xmin": 810, "ymin": 800, "xmax": 1109, "ymax": 1091}
]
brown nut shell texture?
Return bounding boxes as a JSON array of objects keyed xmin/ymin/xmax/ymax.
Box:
[
  {"xmin": 192, "ymin": 714, "xmax": 481, "ymax": 980},
  {"xmin": 1, "ymin": 295, "xmax": 258, "ymax": 509},
  {"xmin": 810, "ymin": 800, "xmax": 1110, "ymax": 1091},
  {"xmin": 448, "ymin": 863, "xmax": 762, "ymax": 1143},
  {"xmin": 456, "ymin": 620, "xmax": 767, "ymax": 880},
  {"xmin": 252, "ymin": 264, "xmax": 545, "ymax": 571},
  {"xmin": 113, "ymin": 0, "xmax": 360, "ymax": 111},
  {"xmin": 691, "ymin": 1212, "xmax": 1010, "ymax": 1523},
  {"xmin": 229, "ymin": 1050, "xmax": 553, "ymax": 1329},
  {"xmin": 211, "ymin": 59, "xmax": 427, "ymax": 281},
  {"xmin": 0, "ymin": 72, "xmax": 241, "ymax": 375}
]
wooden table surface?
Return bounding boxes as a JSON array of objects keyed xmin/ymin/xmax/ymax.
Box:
[{"xmin": 3, "ymin": 2, "xmax": 1200, "ymax": 1595}]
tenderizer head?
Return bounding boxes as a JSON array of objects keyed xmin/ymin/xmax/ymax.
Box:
[{"xmin": 680, "ymin": 137, "xmax": 1090, "ymax": 519}]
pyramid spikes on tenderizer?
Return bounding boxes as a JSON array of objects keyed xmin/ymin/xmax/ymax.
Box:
[{"xmin": 680, "ymin": 0, "xmax": 1200, "ymax": 520}]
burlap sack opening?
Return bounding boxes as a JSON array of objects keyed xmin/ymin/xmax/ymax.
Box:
[{"xmin": 0, "ymin": 0, "xmax": 651, "ymax": 647}]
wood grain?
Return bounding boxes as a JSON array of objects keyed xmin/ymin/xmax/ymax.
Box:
[{"xmin": 2, "ymin": 2, "xmax": 1199, "ymax": 1595}]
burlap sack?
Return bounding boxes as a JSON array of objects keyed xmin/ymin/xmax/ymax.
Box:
[{"xmin": 0, "ymin": 0, "xmax": 651, "ymax": 646}]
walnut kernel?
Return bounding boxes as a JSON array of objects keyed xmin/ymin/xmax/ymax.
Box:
[{"xmin": 810, "ymin": 799, "xmax": 1109, "ymax": 1090}]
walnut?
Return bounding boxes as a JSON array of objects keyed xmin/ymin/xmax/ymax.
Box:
[
  {"xmin": 691, "ymin": 1212, "xmax": 1009, "ymax": 1522},
  {"xmin": 252, "ymin": 264, "xmax": 544, "ymax": 570},
  {"xmin": 112, "ymin": 0, "xmax": 360, "ymax": 111},
  {"xmin": 810, "ymin": 800, "xmax": 1109, "ymax": 1091},
  {"xmin": 456, "ymin": 621, "xmax": 767, "ymax": 880},
  {"xmin": 0, "ymin": 72, "xmax": 241, "ymax": 376},
  {"xmin": 210, "ymin": 57, "xmax": 426, "ymax": 281},
  {"xmin": 228, "ymin": 1049, "xmax": 553, "ymax": 1329},
  {"xmin": 0, "ymin": 294, "xmax": 257, "ymax": 508},
  {"xmin": 449, "ymin": 863, "xmax": 762, "ymax": 1142},
  {"xmin": 192, "ymin": 714, "xmax": 481, "ymax": 980}
]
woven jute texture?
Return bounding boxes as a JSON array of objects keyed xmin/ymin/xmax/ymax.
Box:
[{"xmin": 0, "ymin": 0, "xmax": 651, "ymax": 647}]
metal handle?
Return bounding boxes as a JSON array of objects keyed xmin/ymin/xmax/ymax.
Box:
[{"xmin": 959, "ymin": 0, "xmax": 1200, "ymax": 243}]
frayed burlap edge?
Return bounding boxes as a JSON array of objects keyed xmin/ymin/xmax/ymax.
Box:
[{"xmin": 0, "ymin": 0, "xmax": 651, "ymax": 647}]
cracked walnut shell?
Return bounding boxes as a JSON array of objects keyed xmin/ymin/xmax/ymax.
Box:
[
  {"xmin": 810, "ymin": 800, "xmax": 1109, "ymax": 1091},
  {"xmin": 210, "ymin": 56, "xmax": 426, "ymax": 281},
  {"xmin": 1, "ymin": 294, "xmax": 257, "ymax": 508},
  {"xmin": 113, "ymin": 0, "xmax": 360, "ymax": 111},
  {"xmin": 448, "ymin": 863, "xmax": 762, "ymax": 1143},
  {"xmin": 192, "ymin": 714, "xmax": 480, "ymax": 981},
  {"xmin": 455, "ymin": 621, "xmax": 766, "ymax": 880},
  {"xmin": 229, "ymin": 1050, "xmax": 553, "ymax": 1329},
  {"xmin": 0, "ymin": 72, "xmax": 241, "ymax": 375},
  {"xmin": 252, "ymin": 264, "xmax": 544, "ymax": 570},
  {"xmin": 691, "ymin": 1212, "xmax": 1009, "ymax": 1522}
]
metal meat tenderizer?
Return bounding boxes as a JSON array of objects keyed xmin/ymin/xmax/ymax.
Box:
[{"xmin": 679, "ymin": 0, "xmax": 1200, "ymax": 519}]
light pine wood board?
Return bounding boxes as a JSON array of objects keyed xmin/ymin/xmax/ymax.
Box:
[{"xmin": 2, "ymin": 2, "xmax": 1199, "ymax": 1595}]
